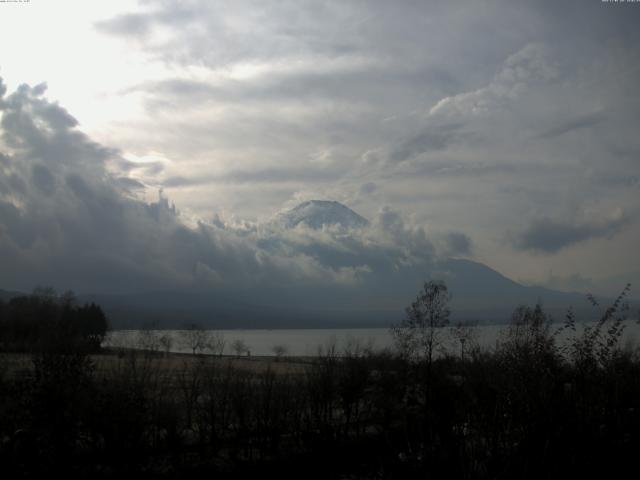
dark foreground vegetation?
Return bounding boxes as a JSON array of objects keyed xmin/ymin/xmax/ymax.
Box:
[{"xmin": 0, "ymin": 285, "xmax": 639, "ymax": 479}]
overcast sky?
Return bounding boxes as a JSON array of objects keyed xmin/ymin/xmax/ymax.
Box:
[{"xmin": 0, "ymin": 0, "xmax": 639, "ymax": 297}]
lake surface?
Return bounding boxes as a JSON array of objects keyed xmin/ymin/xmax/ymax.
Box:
[{"xmin": 104, "ymin": 321, "xmax": 640, "ymax": 357}]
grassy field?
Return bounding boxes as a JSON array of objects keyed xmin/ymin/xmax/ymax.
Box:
[{"xmin": 2, "ymin": 348, "xmax": 313, "ymax": 380}]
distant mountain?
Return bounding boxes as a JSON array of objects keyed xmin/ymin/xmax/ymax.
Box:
[
  {"xmin": 79, "ymin": 258, "xmax": 608, "ymax": 329},
  {"xmin": 0, "ymin": 263, "xmax": 618, "ymax": 329},
  {"xmin": 434, "ymin": 258, "xmax": 600, "ymax": 322},
  {"xmin": 275, "ymin": 200, "xmax": 369, "ymax": 229}
]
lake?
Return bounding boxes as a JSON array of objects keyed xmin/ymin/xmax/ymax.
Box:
[{"xmin": 103, "ymin": 320, "xmax": 640, "ymax": 357}]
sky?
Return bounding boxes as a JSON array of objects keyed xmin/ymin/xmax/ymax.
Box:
[{"xmin": 0, "ymin": 0, "xmax": 639, "ymax": 298}]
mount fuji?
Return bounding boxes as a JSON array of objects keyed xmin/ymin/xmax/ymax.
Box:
[
  {"xmin": 274, "ymin": 200, "xmax": 370, "ymax": 230},
  {"xmin": 67, "ymin": 200, "xmax": 609, "ymax": 329}
]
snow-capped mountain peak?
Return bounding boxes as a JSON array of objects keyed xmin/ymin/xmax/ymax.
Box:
[{"xmin": 276, "ymin": 200, "xmax": 369, "ymax": 230}]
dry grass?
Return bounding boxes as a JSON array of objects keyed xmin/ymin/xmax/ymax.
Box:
[{"xmin": 1, "ymin": 349, "xmax": 313, "ymax": 380}]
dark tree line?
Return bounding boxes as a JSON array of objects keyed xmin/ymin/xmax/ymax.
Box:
[{"xmin": 0, "ymin": 287, "xmax": 108, "ymax": 353}]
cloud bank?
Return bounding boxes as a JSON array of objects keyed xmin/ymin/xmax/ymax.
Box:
[
  {"xmin": 0, "ymin": 78, "xmax": 455, "ymax": 296},
  {"xmin": 511, "ymin": 214, "xmax": 629, "ymax": 254}
]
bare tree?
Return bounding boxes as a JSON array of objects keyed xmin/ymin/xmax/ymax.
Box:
[
  {"xmin": 231, "ymin": 339, "xmax": 248, "ymax": 358},
  {"xmin": 159, "ymin": 333, "xmax": 173, "ymax": 356},
  {"xmin": 208, "ymin": 331, "xmax": 226, "ymax": 357},
  {"xmin": 136, "ymin": 328, "xmax": 160, "ymax": 355},
  {"xmin": 179, "ymin": 324, "xmax": 225, "ymax": 356},
  {"xmin": 392, "ymin": 280, "xmax": 451, "ymax": 363},
  {"xmin": 181, "ymin": 323, "xmax": 211, "ymax": 356},
  {"xmin": 271, "ymin": 344, "xmax": 288, "ymax": 361}
]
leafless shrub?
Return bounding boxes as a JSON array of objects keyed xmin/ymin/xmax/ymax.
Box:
[{"xmin": 271, "ymin": 344, "xmax": 288, "ymax": 361}]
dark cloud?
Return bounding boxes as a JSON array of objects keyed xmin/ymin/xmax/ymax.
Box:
[
  {"xmin": 96, "ymin": 1, "xmax": 368, "ymax": 67},
  {"xmin": 537, "ymin": 111, "xmax": 605, "ymax": 139},
  {"xmin": 115, "ymin": 176, "xmax": 146, "ymax": 192},
  {"xmin": 163, "ymin": 167, "xmax": 343, "ymax": 188},
  {"xmin": 359, "ymin": 182, "xmax": 377, "ymax": 195},
  {"xmin": 131, "ymin": 65, "xmax": 456, "ymax": 111},
  {"xmin": 511, "ymin": 216, "xmax": 629, "ymax": 254},
  {"xmin": 390, "ymin": 123, "xmax": 465, "ymax": 163},
  {"xmin": 0, "ymin": 82, "xmax": 117, "ymax": 171},
  {"xmin": 401, "ymin": 160, "xmax": 522, "ymax": 180},
  {"xmin": 0, "ymin": 201, "xmax": 37, "ymax": 247},
  {"xmin": 95, "ymin": 13, "xmax": 153, "ymax": 36},
  {"xmin": 95, "ymin": 5, "xmax": 200, "ymax": 37},
  {"xmin": 375, "ymin": 207, "xmax": 435, "ymax": 262},
  {"xmin": 7, "ymin": 173, "xmax": 26, "ymax": 195},
  {"xmin": 445, "ymin": 232, "xmax": 473, "ymax": 257},
  {"xmin": 31, "ymin": 164, "xmax": 56, "ymax": 195},
  {"xmin": 0, "ymin": 80, "xmax": 219, "ymax": 292}
]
